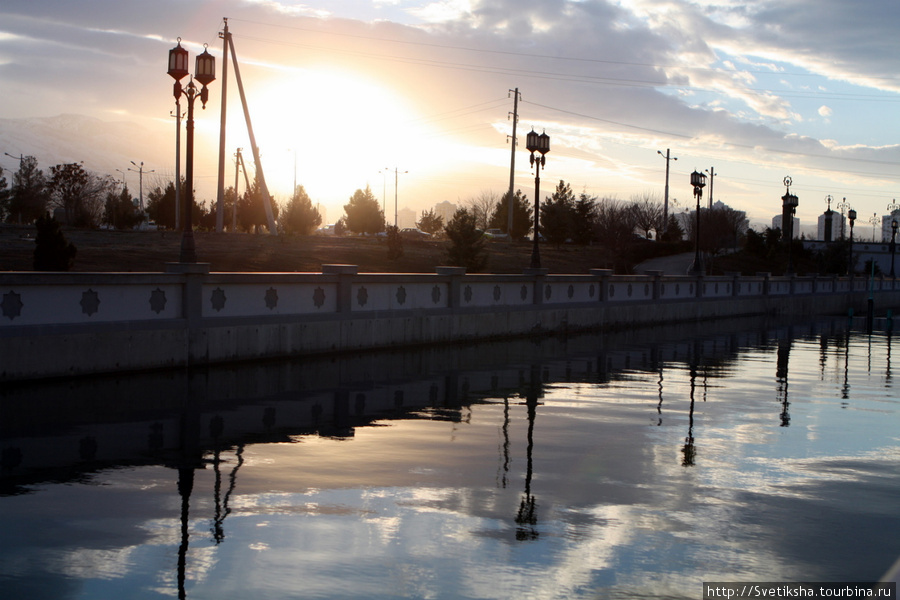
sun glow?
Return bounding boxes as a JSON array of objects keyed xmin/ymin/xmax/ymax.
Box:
[{"xmin": 224, "ymin": 67, "xmax": 443, "ymax": 218}]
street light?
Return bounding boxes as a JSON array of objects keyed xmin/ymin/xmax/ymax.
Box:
[
  {"xmin": 688, "ymin": 170, "xmax": 706, "ymax": 274},
  {"xmin": 837, "ymin": 197, "xmax": 850, "ymax": 239},
  {"xmin": 823, "ymin": 195, "xmax": 834, "ymax": 242},
  {"xmin": 168, "ymin": 38, "xmax": 215, "ymax": 263},
  {"xmin": 890, "ymin": 218, "xmax": 898, "ymax": 278},
  {"xmin": 848, "ymin": 208, "xmax": 857, "ymax": 276},
  {"xmin": 869, "ymin": 212, "xmax": 879, "ymax": 242},
  {"xmin": 781, "ymin": 176, "xmax": 798, "ymax": 275},
  {"xmin": 526, "ymin": 129, "xmax": 550, "ymax": 270}
]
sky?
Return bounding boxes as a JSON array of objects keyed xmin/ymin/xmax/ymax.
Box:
[{"xmin": 1, "ymin": 0, "xmax": 900, "ymax": 232}]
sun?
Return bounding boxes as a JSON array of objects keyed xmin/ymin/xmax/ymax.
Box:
[{"xmin": 223, "ymin": 66, "xmax": 437, "ymax": 218}]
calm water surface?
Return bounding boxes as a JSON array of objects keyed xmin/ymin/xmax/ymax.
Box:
[{"xmin": 2, "ymin": 318, "xmax": 898, "ymax": 599}]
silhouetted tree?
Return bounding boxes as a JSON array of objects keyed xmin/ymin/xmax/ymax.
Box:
[
  {"xmin": 572, "ymin": 191, "xmax": 598, "ymax": 245},
  {"xmin": 3, "ymin": 156, "xmax": 48, "ymax": 224},
  {"xmin": 281, "ymin": 185, "xmax": 322, "ymax": 235},
  {"xmin": 541, "ymin": 180, "xmax": 576, "ymax": 247},
  {"xmin": 386, "ymin": 225, "xmax": 404, "ymax": 259},
  {"xmin": 48, "ymin": 162, "xmax": 109, "ymax": 227},
  {"xmin": 0, "ymin": 166, "xmax": 9, "ymax": 222},
  {"xmin": 103, "ymin": 186, "xmax": 144, "ymax": 230},
  {"xmin": 238, "ymin": 178, "xmax": 279, "ymax": 233},
  {"xmin": 489, "ymin": 189, "xmax": 532, "ymax": 240},
  {"xmin": 445, "ymin": 208, "xmax": 488, "ymax": 272},
  {"xmin": 630, "ymin": 192, "xmax": 663, "ymax": 239},
  {"xmin": 147, "ymin": 181, "xmax": 182, "ymax": 230},
  {"xmin": 467, "ymin": 190, "xmax": 499, "ymax": 230},
  {"xmin": 33, "ymin": 212, "xmax": 76, "ymax": 271},
  {"xmin": 594, "ymin": 197, "xmax": 637, "ymax": 272},
  {"xmin": 416, "ymin": 208, "xmax": 444, "ymax": 235},
  {"xmin": 343, "ymin": 186, "xmax": 384, "ymax": 234}
]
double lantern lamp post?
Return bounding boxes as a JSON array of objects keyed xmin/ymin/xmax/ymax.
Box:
[
  {"xmin": 526, "ymin": 129, "xmax": 550, "ymax": 270},
  {"xmin": 688, "ymin": 170, "xmax": 706, "ymax": 275},
  {"xmin": 781, "ymin": 177, "xmax": 799, "ymax": 275},
  {"xmin": 890, "ymin": 218, "xmax": 898, "ymax": 278},
  {"xmin": 167, "ymin": 39, "xmax": 216, "ymax": 264},
  {"xmin": 847, "ymin": 208, "xmax": 857, "ymax": 276}
]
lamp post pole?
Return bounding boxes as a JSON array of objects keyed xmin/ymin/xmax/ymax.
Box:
[
  {"xmin": 781, "ymin": 176, "xmax": 798, "ymax": 275},
  {"xmin": 526, "ymin": 129, "xmax": 550, "ymax": 270},
  {"xmin": 837, "ymin": 198, "xmax": 850, "ymax": 239},
  {"xmin": 688, "ymin": 170, "xmax": 706, "ymax": 274},
  {"xmin": 168, "ymin": 39, "xmax": 215, "ymax": 263},
  {"xmin": 848, "ymin": 208, "xmax": 857, "ymax": 276},
  {"xmin": 890, "ymin": 219, "xmax": 897, "ymax": 278}
]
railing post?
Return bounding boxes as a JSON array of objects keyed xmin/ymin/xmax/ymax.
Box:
[
  {"xmin": 523, "ymin": 267, "xmax": 549, "ymax": 305},
  {"xmin": 322, "ymin": 264, "xmax": 358, "ymax": 313},
  {"xmin": 590, "ymin": 269, "xmax": 612, "ymax": 302},
  {"xmin": 165, "ymin": 262, "xmax": 210, "ymax": 327},
  {"xmin": 436, "ymin": 266, "xmax": 466, "ymax": 308},
  {"xmin": 757, "ymin": 272, "xmax": 771, "ymax": 296},
  {"xmin": 644, "ymin": 270, "xmax": 663, "ymax": 300}
]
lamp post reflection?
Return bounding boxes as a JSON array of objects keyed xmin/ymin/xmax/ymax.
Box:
[
  {"xmin": 515, "ymin": 364, "xmax": 542, "ymax": 540},
  {"xmin": 776, "ymin": 336, "xmax": 792, "ymax": 427}
]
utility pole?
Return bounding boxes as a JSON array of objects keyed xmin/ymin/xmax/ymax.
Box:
[
  {"xmin": 706, "ymin": 167, "xmax": 716, "ymax": 209},
  {"xmin": 507, "ymin": 88, "xmax": 520, "ymax": 237},
  {"xmin": 129, "ymin": 161, "xmax": 154, "ymax": 213},
  {"xmin": 170, "ymin": 110, "xmax": 184, "ymax": 230},
  {"xmin": 657, "ymin": 149, "xmax": 676, "ymax": 234},
  {"xmin": 215, "ymin": 18, "xmax": 230, "ymax": 233},
  {"xmin": 386, "ymin": 167, "xmax": 407, "ymax": 228}
]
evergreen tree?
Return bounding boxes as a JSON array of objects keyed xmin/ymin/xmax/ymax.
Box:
[
  {"xmin": 238, "ymin": 178, "xmax": 279, "ymax": 233},
  {"xmin": 541, "ymin": 180, "xmax": 576, "ymax": 247},
  {"xmin": 5, "ymin": 156, "xmax": 48, "ymax": 224},
  {"xmin": 103, "ymin": 186, "xmax": 143, "ymax": 230},
  {"xmin": 572, "ymin": 192, "xmax": 598, "ymax": 245},
  {"xmin": 343, "ymin": 186, "xmax": 384, "ymax": 234},
  {"xmin": 386, "ymin": 225, "xmax": 404, "ymax": 259},
  {"xmin": 282, "ymin": 185, "xmax": 322, "ymax": 235},
  {"xmin": 489, "ymin": 189, "xmax": 532, "ymax": 240},
  {"xmin": 33, "ymin": 212, "xmax": 77, "ymax": 271},
  {"xmin": 445, "ymin": 208, "xmax": 488, "ymax": 272},
  {"xmin": 416, "ymin": 208, "xmax": 444, "ymax": 235}
]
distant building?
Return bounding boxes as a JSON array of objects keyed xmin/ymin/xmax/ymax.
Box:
[
  {"xmin": 881, "ymin": 211, "xmax": 900, "ymax": 242},
  {"xmin": 397, "ymin": 207, "xmax": 417, "ymax": 229},
  {"xmin": 817, "ymin": 211, "xmax": 845, "ymax": 241},
  {"xmin": 772, "ymin": 214, "xmax": 800, "ymax": 238},
  {"xmin": 433, "ymin": 201, "xmax": 458, "ymax": 224}
]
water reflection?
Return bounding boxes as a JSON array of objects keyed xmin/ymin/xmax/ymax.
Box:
[{"xmin": 1, "ymin": 316, "xmax": 898, "ymax": 599}]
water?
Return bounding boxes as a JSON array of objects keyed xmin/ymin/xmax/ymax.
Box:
[{"xmin": 2, "ymin": 318, "xmax": 898, "ymax": 599}]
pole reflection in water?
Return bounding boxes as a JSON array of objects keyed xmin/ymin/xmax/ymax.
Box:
[
  {"xmin": 776, "ymin": 335, "xmax": 792, "ymax": 427},
  {"xmin": 514, "ymin": 364, "xmax": 541, "ymax": 541},
  {"xmin": 2, "ymin": 317, "xmax": 900, "ymax": 599}
]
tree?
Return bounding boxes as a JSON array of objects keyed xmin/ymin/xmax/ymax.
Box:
[
  {"xmin": 541, "ymin": 180, "xmax": 577, "ymax": 247},
  {"xmin": 417, "ymin": 208, "xmax": 444, "ymax": 235},
  {"xmin": 103, "ymin": 186, "xmax": 143, "ymax": 230},
  {"xmin": 658, "ymin": 214, "xmax": 685, "ymax": 243},
  {"xmin": 146, "ymin": 181, "xmax": 179, "ymax": 230},
  {"xmin": 445, "ymin": 208, "xmax": 488, "ymax": 272},
  {"xmin": 4, "ymin": 156, "xmax": 48, "ymax": 224},
  {"xmin": 47, "ymin": 162, "xmax": 109, "ymax": 228},
  {"xmin": 343, "ymin": 185, "xmax": 384, "ymax": 234},
  {"xmin": 281, "ymin": 185, "xmax": 322, "ymax": 235},
  {"xmin": 0, "ymin": 166, "xmax": 9, "ymax": 222},
  {"xmin": 630, "ymin": 192, "xmax": 663, "ymax": 239},
  {"xmin": 386, "ymin": 225, "xmax": 404, "ymax": 260},
  {"xmin": 489, "ymin": 189, "xmax": 532, "ymax": 240},
  {"xmin": 594, "ymin": 197, "xmax": 637, "ymax": 272},
  {"xmin": 238, "ymin": 178, "xmax": 279, "ymax": 233},
  {"xmin": 572, "ymin": 191, "xmax": 598, "ymax": 245},
  {"xmin": 33, "ymin": 212, "xmax": 76, "ymax": 271},
  {"xmin": 467, "ymin": 190, "xmax": 498, "ymax": 230}
]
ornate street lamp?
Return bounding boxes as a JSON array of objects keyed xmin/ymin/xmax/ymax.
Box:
[
  {"xmin": 823, "ymin": 195, "xmax": 834, "ymax": 242},
  {"xmin": 688, "ymin": 170, "xmax": 706, "ymax": 274},
  {"xmin": 837, "ymin": 197, "xmax": 850, "ymax": 239},
  {"xmin": 168, "ymin": 39, "xmax": 215, "ymax": 263},
  {"xmin": 781, "ymin": 177, "xmax": 799, "ymax": 275},
  {"xmin": 526, "ymin": 129, "xmax": 549, "ymax": 270},
  {"xmin": 848, "ymin": 208, "xmax": 857, "ymax": 275},
  {"xmin": 890, "ymin": 218, "xmax": 898, "ymax": 278}
]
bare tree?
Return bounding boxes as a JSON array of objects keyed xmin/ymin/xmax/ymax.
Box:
[
  {"xmin": 629, "ymin": 191, "xmax": 663, "ymax": 239},
  {"xmin": 466, "ymin": 190, "xmax": 499, "ymax": 230}
]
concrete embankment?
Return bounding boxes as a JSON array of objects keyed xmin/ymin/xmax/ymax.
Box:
[{"xmin": 1, "ymin": 265, "xmax": 897, "ymax": 381}]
